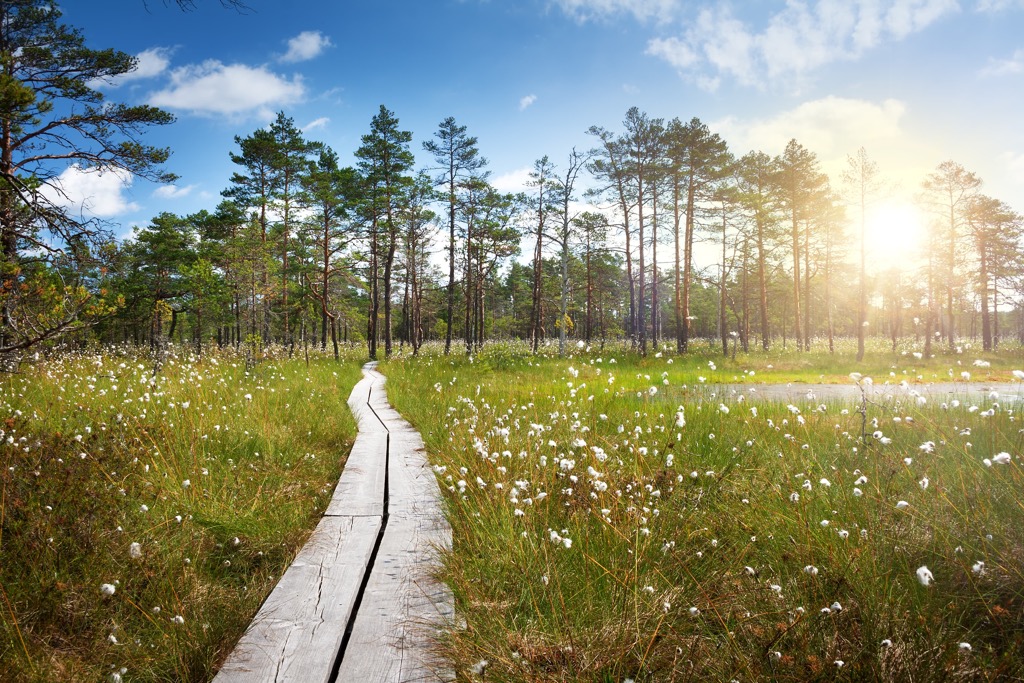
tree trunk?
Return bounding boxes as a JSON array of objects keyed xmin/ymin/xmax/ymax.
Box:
[
  {"xmin": 445, "ymin": 175, "xmax": 456, "ymax": 355},
  {"xmin": 980, "ymin": 238, "xmax": 992, "ymax": 351},
  {"xmin": 673, "ymin": 179, "xmax": 683, "ymax": 353},
  {"xmin": 719, "ymin": 207, "xmax": 728, "ymax": 356},
  {"xmin": 384, "ymin": 228, "xmax": 397, "ymax": 358},
  {"xmin": 368, "ymin": 218, "xmax": 379, "ymax": 361},
  {"xmin": 650, "ymin": 183, "xmax": 659, "ymax": 348},
  {"xmin": 791, "ymin": 208, "xmax": 803, "ymax": 352},
  {"xmin": 803, "ymin": 218, "xmax": 811, "ymax": 351},
  {"xmin": 756, "ymin": 217, "xmax": 770, "ymax": 351}
]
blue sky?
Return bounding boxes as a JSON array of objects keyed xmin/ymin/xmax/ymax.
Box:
[{"xmin": 56, "ymin": 0, "xmax": 1024, "ymax": 256}]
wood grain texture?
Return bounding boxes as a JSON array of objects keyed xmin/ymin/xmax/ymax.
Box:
[
  {"xmin": 336, "ymin": 368, "xmax": 453, "ymax": 683},
  {"xmin": 213, "ymin": 362, "xmax": 452, "ymax": 682},
  {"xmin": 333, "ymin": 509, "xmax": 453, "ymax": 683},
  {"xmin": 323, "ymin": 431, "xmax": 387, "ymax": 518},
  {"xmin": 212, "ymin": 514, "xmax": 380, "ymax": 683}
]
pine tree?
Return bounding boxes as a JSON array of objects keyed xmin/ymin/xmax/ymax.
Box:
[
  {"xmin": 301, "ymin": 148, "xmax": 358, "ymax": 356},
  {"xmin": 268, "ymin": 112, "xmax": 321, "ymax": 347},
  {"xmin": 423, "ymin": 117, "xmax": 486, "ymax": 355},
  {"xmin": 356, "ymin": 105, "xmax": 414, "ymax": 359},
  {"xmin": 0, "ymin": 0, "xmax": 175, "ymax": 355},
  {"xmin": 842, "ymin": 148, "xmax": 881, "ymax": 362},
  {"xmin": 921, "ymin": 161, "xmax": 981, "ymax": 352}
]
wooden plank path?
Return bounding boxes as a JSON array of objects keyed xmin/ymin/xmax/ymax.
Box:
[{"xmin": 213, "ymin": 363, "xmax": 453, "ymax": 683}]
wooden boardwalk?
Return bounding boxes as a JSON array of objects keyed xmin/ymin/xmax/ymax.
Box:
[{"xmin": 213, "ymin": 363, "xmax": 453, "ymax": 683}]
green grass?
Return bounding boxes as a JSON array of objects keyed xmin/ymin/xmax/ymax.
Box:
[
  {"xmin": 0, "ymin": 344, "xmax": 364, "ymax": 682},
  {"xmin": 384, "ymin": 340, "xmax": 1024, "ymax": 682}
]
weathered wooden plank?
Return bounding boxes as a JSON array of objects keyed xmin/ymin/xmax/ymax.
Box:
[
  {"xmin": 333, "ymin": 509, "xmax": 453, "ymax": 683},
  {"xmin": 213, "ymin": 514, "xmax": 381, "ymax": 683},
  {"xmin": 215, "ymin": 361, "xmax": 453, "ymax": 683},
  {"xmin": 387, "ymin": 432, "xmax": 444, "ymax": 514},
  {"xmin": 348, "ymin": 398, "xmax": 388, "ymax": 433},
  {"xmin": 348, "ymin": 374, "xmax": 387, "ymax": 433},
  {"xmin": 324, "ymin": 431, "xmax": 387, "ymax": 517}
]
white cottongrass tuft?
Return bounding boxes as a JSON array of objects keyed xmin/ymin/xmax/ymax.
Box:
[{"xmin": 916, "ymin": 565, "xmax": 934, "ymax": 586}]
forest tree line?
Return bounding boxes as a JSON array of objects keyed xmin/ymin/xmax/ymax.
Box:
[
  {"xmin": 2, "ymin": 1, "xmax": 1022, "ymax": 362},
  {"xmin": 97, "ymin": 105, "xmax": 1024, "ymax": 361}
]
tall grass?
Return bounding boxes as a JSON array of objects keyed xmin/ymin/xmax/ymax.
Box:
[
  {"xmin": 0, "ymin": 344, "xmax": 363, "ymax": 682},
  {"xmin": 385, "ymin": 341, "xmax": 1024, "ymax": 682}
]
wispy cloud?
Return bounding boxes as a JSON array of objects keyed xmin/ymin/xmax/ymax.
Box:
[
  {"xmin": 550, "ymin": 0, "xmax": 681, "ymax": 23},
  {"xmin": 980, "ymin": 48, "xmax": 1024, "ymax": 76},
  {"xmin": 492, "ymin": 167, "xmax": 533, "ymax": 193},
  {"xmin": 280, "ymin": 30, "xmax": 332, "ymax": 63},
  {"xmin": 153, "ymin": 184, "xmax": 196, "ymax": 199},
  {"xmin": 148, "ymin": 60, "xmax": 305, "ymax": 117},
  {"xmin": 91, "ymin": 47, "xmax": 172, "ymax": 89},
  {"xmin": 713, "ymin": 97, "xmax": 906, "ymax": 158},
  {"xmin": 519, "ymin": 94, "xmax": 537, "ymax": 111},
  {"xmin": 647, "ymin": 0, "xmax": 958, "ymax": 90},
  {"xmin": 303, "ymin": 117, "xmax": 330, "ymax": 132},
  {"xmin": 975, "ymin": 0, "xmax": 1024, "ymax": 11}
]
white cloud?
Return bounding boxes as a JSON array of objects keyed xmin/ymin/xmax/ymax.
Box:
[
  {"xmin": 551, "ymin": 0, "xmax": 681, "ymax": 23},
  {"xmin": 133, "ymin": 48, "xmax": 174, "ymax": 80},
  {"xmin": 153, "ymin": 184, "xmax": 196, "ymax": 199},
  {"xmin": 519, "ymin": 94, "xmax": 538, "ymax": 111},
  {"xmin": 41, "ymin": 165, "xmax": 138, "ymax": 218},
  {"xmin": 884, "ymin": 0, "xmax": 957, "ymax": 39},
  {"xmin": 492, "ymin": 167, "xmax": 533, "ymax": 193},
  {"xmin": 707, "ymin": 97, "xmax": 939, "ymax": 202},
  {"xmin": 976, "ymin": 0, "xmax": 1024, "ymax": 11},
  {"xmin": 91, "ymin": 47, "xmax": 172, "ymax": 89},
  {"xmin": 713, "ymin": 97, "xmax": 906, "ymax": 158},
  {"xmin": 148, "ymin": 60, "xmax": 305, "ymax": 117},
  {"xmin": 645, "ymin": 36, "xmax": 697, "ymax": 70},
  {"xmin": 980, "ymin": 48, "xmax": 1024, "ymax": 76},
  {"xmin": 649, "ymin": 0, "xmax": 959, "ymax": 89},
  {"xmin": 303, "ymin": 117, "xmax": 330, "ymax": 132},
  {"xmin": 280, "ymin": 31, "xmax": 332, "ymax": 63}
]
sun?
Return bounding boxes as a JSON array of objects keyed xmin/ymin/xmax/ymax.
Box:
[{"xmin": 861, "ymin": 199, "xmax": 929, "ymax": 272}]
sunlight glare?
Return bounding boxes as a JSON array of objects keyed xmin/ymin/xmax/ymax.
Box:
[{"xmin": 863, "ymin": 200, "xmax": 927, "ymax": 272}]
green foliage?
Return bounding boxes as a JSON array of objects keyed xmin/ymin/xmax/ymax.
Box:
[
  {"xmin": 0, "ymin": 345, "xmax": 363, "ymax": 681},
  {"xmin": 385, "ymin": 345, "xmax": 1024, "ymax": 681},
  {"xmin": 0, "ymin": 0, "xmax": 175, "ymax": 355}
]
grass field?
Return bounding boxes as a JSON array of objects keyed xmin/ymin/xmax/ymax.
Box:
[
  {"xmin": 384, "ymin": 340, "xmax": 1024, "ymax": 682},
  {"xmin": 0, "ymin": 344, "xmax": 362, "ymax": 682},
  {"xmin": 4, "ymin": 336, "xmax": 1023, "ymax": 682}
]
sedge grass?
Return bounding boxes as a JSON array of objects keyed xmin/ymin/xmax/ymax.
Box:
[
  {"xmin": 0, "ymin": 343, "xmax": 363, "ymax": 682},
  {"xmin": 384, "ymin": 340, "xmax": 1024, "ymax": 682}
]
